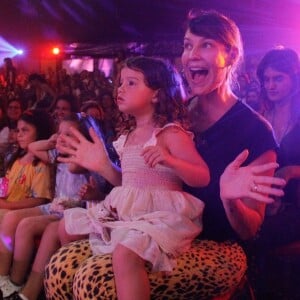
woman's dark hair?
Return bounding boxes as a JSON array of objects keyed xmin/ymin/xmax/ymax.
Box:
[
  {"xmin": 257, "ymin": 47, "xmax": 300, "ymax": 116},
  {"xmin": 115, "ymin": 56, "xmax": 188, "ymax": 134},
  {"xmin": 257, "ymin": 48, "xmax": 300, "ymax": 97},
  {"xmin": 185, "ymin": 9, "xmax": 243, "ymax": 86},
  {"xmin": 6, "ymin": 109, "xmax": 55, "ymax": 170}
]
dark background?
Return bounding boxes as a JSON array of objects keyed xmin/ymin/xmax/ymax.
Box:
[{"xmin": 0, "ymin": 0, "xmax": 299, "ymax": 57}]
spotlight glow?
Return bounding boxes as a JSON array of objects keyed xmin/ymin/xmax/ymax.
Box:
[
  {"xmin": 52, "ymin": 47, "xmax": 60, "ymax": 55},
  {"xmin": 0, "ymin": 36, "xmax": 25, "ymax": 65}
]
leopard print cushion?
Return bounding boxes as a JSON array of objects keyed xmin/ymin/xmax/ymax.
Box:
[{"xmin": 44, "ymin": 239, "xmax": 247, "ymax": 299}]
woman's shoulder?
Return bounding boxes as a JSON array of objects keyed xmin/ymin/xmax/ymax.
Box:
[{"xmin": 225, "ymin": 101, "xmax": 272, "ymax": 132}]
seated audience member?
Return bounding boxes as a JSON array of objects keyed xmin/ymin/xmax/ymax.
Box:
[
  {"xmin": 0, "ymin": 109, "xmax": 54, "ymax": 222},
  {"xmin": 44, "ymin": 10, "xmax": 285, "ymax": 300},
  {"xmin": 51, "ymin": 94, "xmax": 78, "ymax": 130},
  {"xmin": 0, "ymin": 102, "xmax": 9, "ymax": 146},
  {"xmin": 252, "ymin": 48, "xmax": 300, "ymax": 294},
  {"xmin": 6, "ymin": 99, "xmax": 23, "ymax": 130},
  {"xmin": 98, "ymin": 91, "xmax": 119, "ymax": 143},
  {"xmin": 3, "ymin": 99, "xmax": 24, "ymax": 173},
  {"xmin": 0, "ymin": 114, "xmax": 108, "ymax": 299},
  {"xmin": 80, "ymin": 100, "xmax": 104, "ymax": 121},
  {"xmin": 246, "ymin": 88, "xmax": 261, "ymax": 111},
  {"xmin": 27, "ymin": 74, "xmax": 56, "ymax": 112},
  {"xmin": 0, "ymin": 103, "xmax": 10, "ymax": 176},
  {"xmin": 258, "ymin": 48, "xmax": 300, "ymax": 216}
]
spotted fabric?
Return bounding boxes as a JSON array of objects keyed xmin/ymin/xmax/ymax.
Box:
[{"xmin": 44, "ymin": 239, "xmax": 247, "ymax": 300}]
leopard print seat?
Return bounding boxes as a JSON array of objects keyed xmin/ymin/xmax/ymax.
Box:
[{"xmin": 44, "ymin": 239, "xmax": 247, "ymax": 299}]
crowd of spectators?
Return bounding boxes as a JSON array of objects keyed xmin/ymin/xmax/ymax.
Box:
[
  {"xmin": 0, "ymin": 43, "xmax": 299, "ymax": 298},
  {"xmin": 0, "ymin": 60, "xmax": 121, "ymax": 176}
]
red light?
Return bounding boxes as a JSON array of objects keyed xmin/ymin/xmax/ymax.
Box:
[{"xmin": 52, "ymin": 47, "xmax": 60, "ymax": 55}]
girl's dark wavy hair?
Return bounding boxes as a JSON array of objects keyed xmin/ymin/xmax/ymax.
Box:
[
  {"xmin": 114, "ymin": 56, "xmax": 189, "ymax": 134},
  {"xmin": 257, "ymin": 47, "xmax": 300, "ymax": 116},
  {"xmin": 6, "ymin": 109, "xmax": 55, "ymax": 170}
]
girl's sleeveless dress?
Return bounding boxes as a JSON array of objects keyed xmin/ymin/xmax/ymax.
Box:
[{"xmin": 64, "ymin": 124, "xmax": 204, "ymax": 272}]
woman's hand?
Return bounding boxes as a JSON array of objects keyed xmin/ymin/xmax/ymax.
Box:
[{"xmin": 220, "ymin": 150, "xmax": 286, "ymax": 204}]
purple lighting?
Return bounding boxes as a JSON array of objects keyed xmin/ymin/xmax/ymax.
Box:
[{"xmin": 0, "ymin": 234, "xmax": 13, "ymax": 252}]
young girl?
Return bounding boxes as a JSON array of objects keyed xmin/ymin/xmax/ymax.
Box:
[
  {"xmin": 0, "ymin": 114, "xmax": 92, "ymax": 299},
  {"xmin": 0, "ymin": 109, "xmax": 54, "ymax": 222},
  {"xmin": 57, "ymin": 56, "xmax": 210, "ymax": 300}
]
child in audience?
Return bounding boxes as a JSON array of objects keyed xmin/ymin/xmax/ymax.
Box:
[
  {"xmin": 0, "ymin": 109, "xmax": 54, "ymax": 222},
  {"xmin": 57, "ymin": 56, "xmax": 210, "ymax": 300},
  {"xmin": 0, "ymin": 114, "xmax": 92, "ymax": 299}
]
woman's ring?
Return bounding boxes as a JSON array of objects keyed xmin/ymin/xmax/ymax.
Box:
[{"xmin": 252, "ymin": 184, "xmax": 258, "ymax": 193}]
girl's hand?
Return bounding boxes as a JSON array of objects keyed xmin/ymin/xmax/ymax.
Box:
[
  {"xmin": 56, "ymin": 127, "xmax": 110, "ymax": 173},
  {"xmin": 79, "ymin": 176, "xmax": 98, "ymax": 200},
  {"xmin": 220, "ymin": 150, "xmax": 286, "ymax": 203},
  {"xmin": 142, "ymin": 145, "xmax": 173, "ymax": 168},
  {"xmin": 48, "ymin": 133, "xmax": 58, "ymax": 148}
]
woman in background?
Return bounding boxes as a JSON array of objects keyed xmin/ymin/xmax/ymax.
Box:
[{"xmin": 253, "ymin": 48, "xmax": 300, "ymax": 296}]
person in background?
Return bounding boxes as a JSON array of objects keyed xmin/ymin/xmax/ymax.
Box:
[
  {"xmin": 80, "ymin": 100, "xmax": 104, "ymax": 120},
  {"xmin": 4, "ymin": 99, "xmax": 24, "ymax": 175},
  {"xmin": 0, "ymin": 102, "xmax": 10, "ymax": 147},
  {"xmin": 98, "ymin": 91, "xmax": 119, "ymax": 143},
  {"xmin": 0, "ymin": 103, "xmax": 10, "ymax": 177},
  {"xmin": 252, "ymin": 47, "xmax": 300, "ymax": 296},
  {"xmin": 0, "ymin": 109, "xmax": 54, "ymax": 222},
  {"xmin": 234, "ymin": 73, "xmax": 250, "ymax": 102},
  {"xmin": 52, "ymin": 94, "xmax": 78, "ymax": 130},
  {"xmin": 245, "ymin": 88, "xmax": 261, "ymax": 111},
  {"xmin": 27, "ymin": 74, "xmax": 56, "ymax": 112},
  {"xmin": 6, "ymin": 99, "xmax": 23, "ymax": 131},
  {"xmin": 3, "ymin": 58, "xmax": 16, "ymax": 92},
  {"xmin": 0, "ymin": 114, "xmax": 91, "ymax": 299}
]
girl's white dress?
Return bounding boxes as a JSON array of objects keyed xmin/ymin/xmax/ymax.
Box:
[{"xmin": 64, "ymin": 124, "xmax": 204, "ymax": 272}]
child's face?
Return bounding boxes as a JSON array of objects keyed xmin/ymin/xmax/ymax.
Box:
[
  {"xmin": 17, "ymin": 120, "xmax": 38, "ymax": 150},
  {"xmin": 56, "ymin": 120, "xmax": 77, "ymax": 152},
  {"xmin": 116, "ymin": 67, "xmax": 157, "ymax": 116}
]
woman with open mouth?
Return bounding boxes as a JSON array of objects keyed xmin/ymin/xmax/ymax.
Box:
[{"xmin": 44, "ymin": 9, "xmax": 285, "ymax": 300}]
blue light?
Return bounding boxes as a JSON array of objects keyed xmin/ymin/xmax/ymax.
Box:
[{"xmin": 0, "ymin": 36, "xmax": 25, "ymax": 65}]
